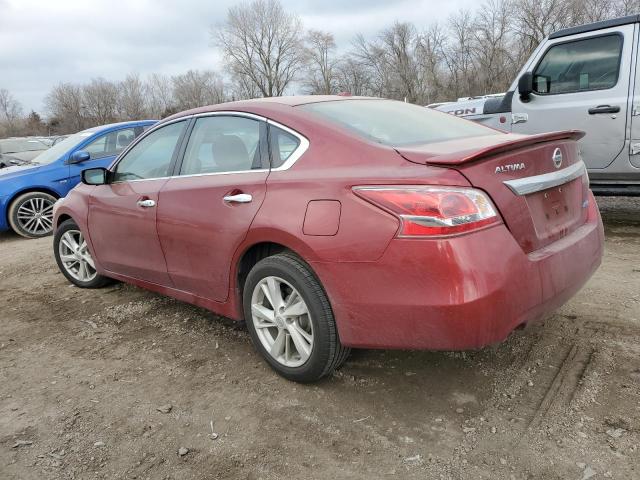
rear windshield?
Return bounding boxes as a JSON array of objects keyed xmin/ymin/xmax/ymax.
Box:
[{"xmin": 299, "ymin": 99, "xmax": 497, "ymax": 146}]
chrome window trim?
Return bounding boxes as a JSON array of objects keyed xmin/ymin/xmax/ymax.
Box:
[
  {"xmin": 267, "ymin": 119, "xmax": 310, "ymax": 171},
  {"xmin": 503, "ymin": 161, "xmax": 586, "ymax": 196},
  {"xmin": 109, "ymin": 111, "xmax": 309, "ymax": 184},
  {"xmin": 119, "ymin": 169, "xmax": 271, "ymax": 183}
]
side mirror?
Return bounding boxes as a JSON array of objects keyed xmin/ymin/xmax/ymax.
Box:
[
  {"xmin": 81, "ymin": 167, "xmax": 109, "ymax": 186},
  {"xmin": 518, "ymin": 72, "xmax": 533, "ymax": 101},
  {"xmin": 69, "ymin": 150, "xmax": 91, "ymax": 164}
]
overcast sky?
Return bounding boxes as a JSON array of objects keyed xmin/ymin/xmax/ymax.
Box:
[{"xmin": 0, "ymin": 0, "xmax": 474, "ymax": 113}]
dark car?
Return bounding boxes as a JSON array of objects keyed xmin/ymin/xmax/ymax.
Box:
[{"xmin": 0, "ymin": 137, "xmax": 50, "ymax": 168}]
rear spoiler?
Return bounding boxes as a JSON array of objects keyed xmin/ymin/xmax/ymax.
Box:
[{"xmin": 397, "ymin": 130, "xmax": 585, "ymax": 166}]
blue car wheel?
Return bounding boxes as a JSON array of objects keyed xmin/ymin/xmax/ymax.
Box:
[{"xmin": 8, "ymin": 191, "xmax": 57, "ymax": 238}]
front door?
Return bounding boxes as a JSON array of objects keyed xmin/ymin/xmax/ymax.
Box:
[
  {"xmin": 157, "ymin": 114, "xmax": 270, "ymax": 302},
  {"xmin": 88, "ymin": 120, "xmax": 188, "ymax": 284},
  {"xmin": 512, "ymin": 24, "xmax": 634, "ymax": 170}
]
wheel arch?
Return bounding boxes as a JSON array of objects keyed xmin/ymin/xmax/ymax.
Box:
[
  {"xmin": 56, "ymin": 213, "xmax": 73, "ymax": 229},
  {"xmin": 232, "ymin": 234, "xmax": 320, "ymax": 320},
  {"xmin": 236, "ymin": 241, "xmax": 295, "ymax": 301}
]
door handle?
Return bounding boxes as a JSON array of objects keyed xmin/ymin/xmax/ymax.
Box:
[
  {"xmin": 223, "ymin": 193, "xmax": 253, "ymax": 203},
  {"xmin": 588, "ymin": 105, "xmax": 620, "ymax": 114},
  {"xmin": 137, "ymin": 199, "xmax": 156, "ymax": 208}
]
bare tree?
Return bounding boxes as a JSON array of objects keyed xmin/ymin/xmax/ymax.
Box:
[
  {"xmin": 417, "ymin": 23, "xmax": 447, "ymax": 104},
  {"xmin": 303, "ymin": 30, "xmax": 339, "ymax": 95},
  {"xmin": 351, "ymin": 33, "xmax": 391, "ymax": 97},
  {"xmin": 145, "ymin": 73, "xmax": 175, "ymax": 118},
  {"xmin": 215, "ymin": 0, "xmax": 304, "ymax": 97},
  {"xmin": 118, "ymin": 74, "xmax": 147, "ymax": 120},
  {"xmin": 614, "ymin": 0, "xmax": 640, "ymax": 16},
  {"xmin": 44, "ymin": 83, "xmax": 86, "ymax": 132},
  {"xmin": 228, "ymin": 73, "xmax": 263, "ymax": 100},
  {"xmin": 172, "ymin": 70, "xmax": 226, "ymax": 110},
  {"xmin": 512, "ymin": 0, "xmax": 574, "ymax": 55},
  {"xmin": 335, "ymin": 57, "xmax": 372, "ymax": 96},
  {"xmin": 0, "ymin": 88, "xmax": 23, "ymax": 136},
  {"xmin": 443, "ymin": 10, "xmax": 478, "ymax": 99},
  {"xmin": 472, "ymin": 0, "xmax": 517, "ymax": 95},
  {"xmin": 83, "ymin": 78, "xmax": 118, "ymax": 125}
]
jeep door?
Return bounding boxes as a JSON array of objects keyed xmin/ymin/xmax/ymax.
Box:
[{"xmin": 511, "ymin": 24, "xmax": 635, "ymax": 172}]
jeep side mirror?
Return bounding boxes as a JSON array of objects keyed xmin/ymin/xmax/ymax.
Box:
[
  {"xmin": 81, "ymin": 167, "xmax": 109, "ymax": 186},
  {"xmin": 68, "ymin": 150, "xmax": 91, "ymax": 164},
  {"xmin": 518, "ymin": 72, "xmax": 533, "ymax": 101}
]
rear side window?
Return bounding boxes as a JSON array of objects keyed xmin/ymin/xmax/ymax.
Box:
[
  {"xmin": 269, "ymin": 125, "xmax": 300, "ymax": 168},
  {"xmin": 179, "ymin": 116, "xmax": 266, "ymax": 175},
  {"xmin": 533, "ymin": 35, "xmax": 623, "ymax": 94},
  {"xmin": 113, "ymin": 121, "xmax": 186, "ymax": 181},
  {"xmin": 299, "ymin": 99, "xmax": 496, "ymax": 147}
]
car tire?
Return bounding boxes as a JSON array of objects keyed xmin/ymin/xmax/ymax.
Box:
[
  {"xmin": 53, "ymin": 219, "xmax": 112, "ymax": 288},
  {"xmin": 243, "ymin": 252, "xmax": 350, "ymax": 382},
  {"xmin": 8, "ymin": 191, "xmax": 57, "ymax": 238}
]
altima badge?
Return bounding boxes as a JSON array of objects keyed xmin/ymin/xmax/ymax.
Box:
[
  {"xmin": 552, "ymin": 148, "xmax": 563, "ymax": 169},
  {"xmin": 495, "ymin": 163, "xmax": 525, "ymax": 174}
]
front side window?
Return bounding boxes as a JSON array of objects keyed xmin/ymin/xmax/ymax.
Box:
[
  {"xmin": 113, "ymin": 121, "xmax": 186, "ymax": 181},
  {"xmin": 84, "ymin": 127, "xmax": 144, "ymax": 159},
  {"xmin": 533, "ymin": 35, "xmax": 623, "ymax": 94},
  {"xmin": 179, "ymin": 116, "xmax": 265, "ymax": 175}
]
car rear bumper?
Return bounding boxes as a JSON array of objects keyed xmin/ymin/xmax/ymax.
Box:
[{"xmin": 312, "ymin": 192, "xmax": 604, "ymax": 350}]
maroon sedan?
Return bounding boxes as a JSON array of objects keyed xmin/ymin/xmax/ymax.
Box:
[{"xmin": 52, "ymin": 96, "xmax": 604, "ymax": 382}]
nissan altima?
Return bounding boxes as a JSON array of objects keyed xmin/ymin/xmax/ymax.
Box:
[{"xmin": 52, "ymin": 96, "xmax": 604, "ymax": 382}]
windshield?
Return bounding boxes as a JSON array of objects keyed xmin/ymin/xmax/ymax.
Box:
[
  {"xmin": 299, "ymin": 99, "xmax": 498, "ymax": 146},
  {"xmin": 30, "ymin": 130, "xmax": 96, "ymax": 165},
  {"xmin": 0, "ymin": 138, "xmax": 49, "ymax": 154}
]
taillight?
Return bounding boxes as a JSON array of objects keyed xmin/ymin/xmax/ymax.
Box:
[{"xmin": 353, "ymin": 186, "xmax": 502, "ymax": 237}]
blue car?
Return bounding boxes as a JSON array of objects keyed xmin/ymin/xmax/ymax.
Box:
[{"xmin": 0, "ymin": 120, "xmax": 156, "ymax": 238}]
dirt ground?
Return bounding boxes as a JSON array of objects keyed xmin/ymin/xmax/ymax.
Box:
[{"xmin": 0, "ymin": 197, "xmax": 638, "ymax": 480}]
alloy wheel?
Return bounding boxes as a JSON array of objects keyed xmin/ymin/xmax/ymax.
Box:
[
  {"xmin": 251, "ymin": 276, "xmax": 314, "ymax": 367},
  {"xmin": 58, "ymin": 230, "xmax": 97, "ymax": 282},
  {"xmin": 16, "ymin": 196, "xmax": 54, "ymax": 236}
]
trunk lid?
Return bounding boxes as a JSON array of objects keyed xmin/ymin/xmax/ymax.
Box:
[{"xmin": 396, "ymin": 131, "xmax": 590, "ymax": 253}]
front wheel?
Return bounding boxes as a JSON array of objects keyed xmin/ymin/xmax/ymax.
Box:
[
  {"xmin": 8, "ymin": 191, "xmax": 57, "ymax": 238},
  {"xmin": 243, "ymin": 252, "xmax": 350, "ymax": 382},
  {"xmin": 53, "ymin": 219, "xmax": 112, "ymax": 288}
]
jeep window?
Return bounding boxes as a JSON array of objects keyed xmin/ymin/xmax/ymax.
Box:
[{"xmin": 533, "ymin": 34, "xmax": 623, "ymax": 94}]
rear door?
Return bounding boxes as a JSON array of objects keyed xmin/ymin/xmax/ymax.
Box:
[
  {"xmin": 156, "ymin": 114, "xmax": 270, "ymax": 302},
  {"xmin": 88, "ymin": 120, "xmax": 188, "ymax": 284},
  {"xmin": 511, "ymin": 24, "xmax": 634, "ymax": 170}
]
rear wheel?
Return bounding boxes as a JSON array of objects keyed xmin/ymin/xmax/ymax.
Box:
[
  {"xmin": 53, "ymin": 219, "xmax": 112, "ymax": 288},
  {"xmin": 243, "ymin": 252, "xmax": 350, "ymax": 382},
  {"xmin": 8, "ymin": 191, "xmax": 57, "ymax": 238}
]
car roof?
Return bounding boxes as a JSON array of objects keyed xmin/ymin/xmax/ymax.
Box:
[
  {"xmin": 80, "ymin": 119, "xmax": 157, "ymax": 136},
  {"xmin": 164, "ymin": 96, "xmax": 382, "ymax": 121}
]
